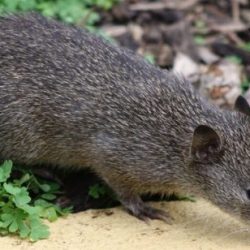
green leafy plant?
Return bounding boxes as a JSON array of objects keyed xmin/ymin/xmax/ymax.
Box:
[
  {"xmin": 0, "ymin": 0, "xmax": 119, "ymax": 26},
  {"xmin": 0, "ymin": 160, "xmax": 71, "ymax": 241},
  {"xmin": 241, "ymin": 76, "xmax": 250, "ymax": 93},
  {"xmin": 88, "ymin": 183, "xmax": 108, "ymax": 199}
]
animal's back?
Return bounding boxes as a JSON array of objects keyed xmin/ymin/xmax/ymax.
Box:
[{"xmin": 0, "ymin": 13, "xmax": 203, "ymax": 166}]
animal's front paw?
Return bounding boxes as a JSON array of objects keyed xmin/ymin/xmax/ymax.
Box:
[
  {"xmin": 121, "ymin": 195, "xmax": 172, "ymax": 223},
  {"xmin": 131, "ymin": 204, "xmax": 172, "ymax": 224}
]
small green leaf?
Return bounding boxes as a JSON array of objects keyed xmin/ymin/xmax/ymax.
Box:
[
  {"xmin": 3, "ymin": 183, "xmax": 20, "ymax": 195},
  {"xmin": 34, "ymin": 199, "xmax": 53, "ymax": 208},
  {"xmin": 39, "ymin": 184, "xmax": 51, "ymax": 192},
  {"xmin": 194, "ymin": 35, "xmax": 205, "ymax": 45},
  {"xmin": 18, "ymin": 221, "xmax": 30, "ymax": 238},
  {"xmin": 9, "ymin": 220, "xmax": 18, "ymax": 233},
  {"xmin": 41, "ymin": 193, "xmax": 57, "ymax": 201},
  {"xmin": 16, "ymin": 173, "xmax": 31, "ymax": 186},
  {"xmin": 0, "ymin": 160, "xmax": 12, "ymax": 182},
  {"xmin": 42, "ymin": 207, "xmax": 58, "ymax": 222},
  {"xmin": 0, "ymin": 213, "xmax": 13, "ymax": 228},
  {"xmin": 4, "ymin": 183, "xmax": 31, "ymax": 207},
  {"xmin": 55, "ymin": 205, "xmax": 72, "ymax": 216},
  {"xmin": 29, "ymin": 216, "xmax": 49, "ymax": 241},
  {"xmin": 13, "ymin": 188, "xmax": 31, "ymax": 207},
  {"xmin": 21, "ymin": 204, "xmax": 42, "ymax": 215},
  {"xmin": 88, "ymin": 184, "xmax": 106, "ymax": 199}
]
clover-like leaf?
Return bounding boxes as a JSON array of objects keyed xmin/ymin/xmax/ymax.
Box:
[
  {"xmin": 0, "ymin": 161, "xmax": 12, "ymax": 183},
  {"xmin": 29, "ymin": 215, "xmax": 49, "ymax": 241}
]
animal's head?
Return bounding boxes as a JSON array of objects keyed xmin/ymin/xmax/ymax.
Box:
[{"xmin": 189, "ymin": 95, "xmax": 250, "ymax": 223}]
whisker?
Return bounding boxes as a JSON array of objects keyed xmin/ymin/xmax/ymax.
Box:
[{"xmin": 216, "ymin": 227, "xmax": 249, "ymax": 244}]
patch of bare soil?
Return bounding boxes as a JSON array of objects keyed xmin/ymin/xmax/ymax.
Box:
[{"xmin": 1, "ymin": 199, "xmax": 249, "ymax": 250}]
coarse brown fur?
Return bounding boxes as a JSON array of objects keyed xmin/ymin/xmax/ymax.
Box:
[{"xmin": 1, "ymin": 13, "xmax": 250, "ymax": 223}]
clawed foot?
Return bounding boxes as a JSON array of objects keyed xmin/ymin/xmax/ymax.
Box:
[
  {"xmin": 121, "ymin": 196, "xmax": 172, "ymax": 224},
  {"xmin": 131, "ymin": 204, "xmax": 172, "ymax": 224}
]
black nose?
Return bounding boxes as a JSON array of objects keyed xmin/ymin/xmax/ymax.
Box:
[{"xmin": 246, "ymin": 189, "xmax": 250, "ymax": 200}]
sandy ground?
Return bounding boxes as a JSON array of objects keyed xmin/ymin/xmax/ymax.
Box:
[{"xmin": 1, "ymin": 199, "xmax": 250, "ymax": 250}]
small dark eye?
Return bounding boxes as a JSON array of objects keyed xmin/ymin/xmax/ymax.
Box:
[{"xmin": 246, "ymin": 189, "xmax": 250, "ymax": 200}]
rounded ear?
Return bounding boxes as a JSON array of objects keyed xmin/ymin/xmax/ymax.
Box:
[
  {"xmin": 234, "ymin": 95, "xmax": 250, "ymax": 116},
  {"xmin": 191, "ymin": 125, "xmax": 222, "ymax": 161}
]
